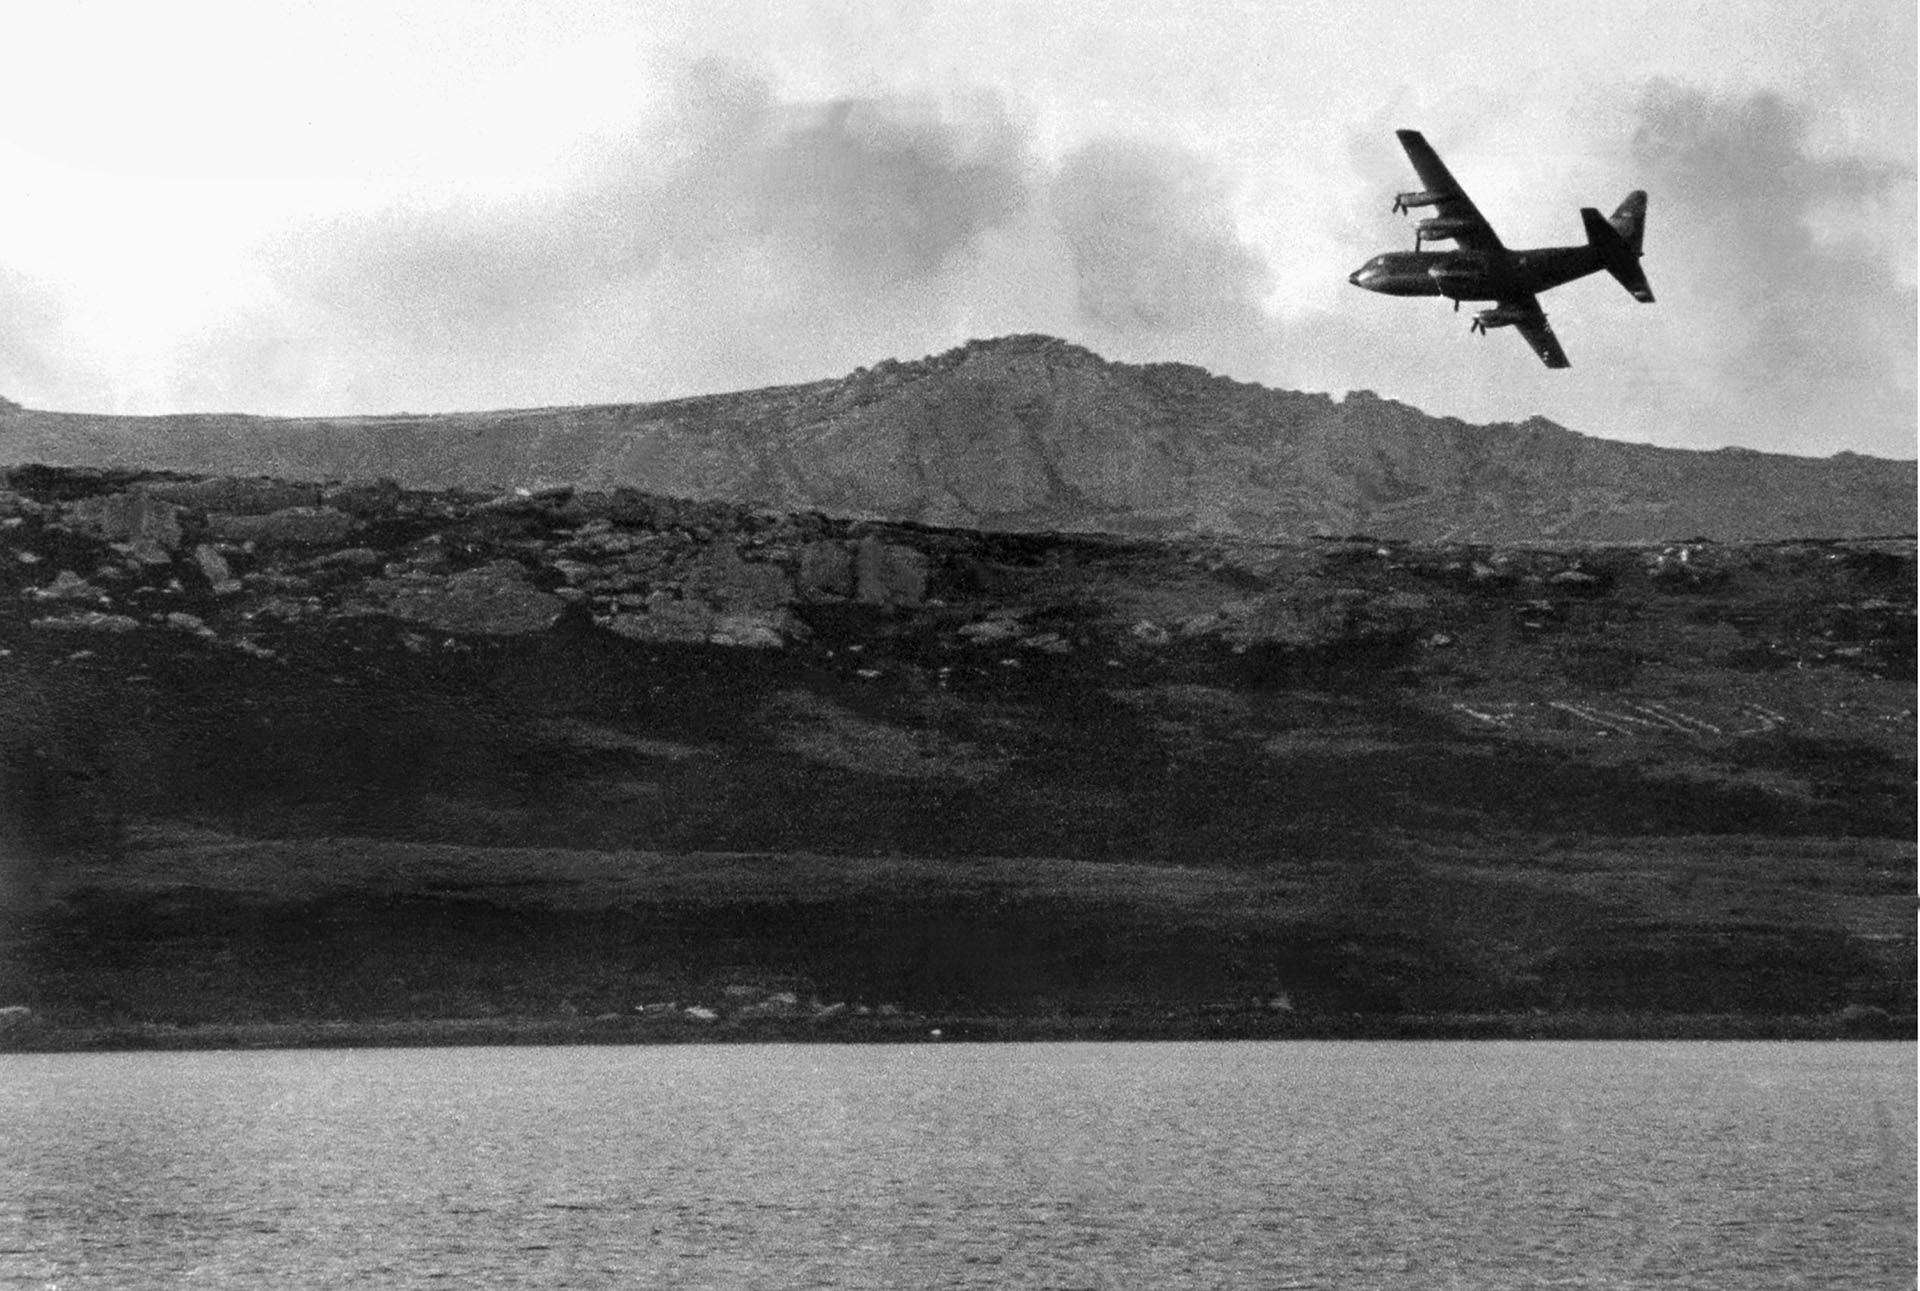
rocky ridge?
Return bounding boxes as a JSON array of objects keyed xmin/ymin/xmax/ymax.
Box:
[
  {"xmin": 2, "ymin": 468, "xmax": 939, "ymax": 653},
  {"xmin": 3, "ymin": 464, "xmax": 1911, "ymax": 678},
  {"xmin": 3, "ymin": 336, "xmax": 1912, "ymax": 542}
]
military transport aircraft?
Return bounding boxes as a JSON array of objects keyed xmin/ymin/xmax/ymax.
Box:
[{"xmin": 1348, "ymin": 129, "xmax": 1654, "ymax": 368}]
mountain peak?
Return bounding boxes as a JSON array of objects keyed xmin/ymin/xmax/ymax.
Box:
[{"xmin": 860, "ymin": 334, "xmax": 1108, "ymax": 383}]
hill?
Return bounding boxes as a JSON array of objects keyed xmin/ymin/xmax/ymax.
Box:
[
  {"xmin": 3, "ymin": 335, "xmax": 1912, "ymax": 542},
  {"xmin": 0, "ymin": 464, "xmax": 1911, "ymax": 1046}
]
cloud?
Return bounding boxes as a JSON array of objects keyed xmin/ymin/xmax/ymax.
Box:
[
  {"xmin": 1620, "ymin": 81, "xmax": 1916, "ymax": 453},
  {"xmin": 164, "ymin": 57, "xmax": 1281, "ymax": 415},
  {"xmin": 0, "ymin": 267, "xmax": 67, "ymax": 404},
  {"xmin": 1052, "ymin": 138, "xmax": 1274, "ymax": 341},
  {"xmin": 180, "ymin": 59, "xmax": 1042, "ymax": 411}
]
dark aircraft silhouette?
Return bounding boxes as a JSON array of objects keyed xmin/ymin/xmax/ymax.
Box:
[{"xmin": 1348, "ymin": 129, "xmax": 1653, "ymax": 368}]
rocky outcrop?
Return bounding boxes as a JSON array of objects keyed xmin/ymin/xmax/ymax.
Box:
[
  {"xmin": 854, "ymin": 537, "xmax": 928, "ymax": 607},
  {"xmin": 62, "ymin": 491, "xmax": 182, "ymax": 563},
  {"xmin": 207, "ymin": 506, "xmax": 354, "ymax": 548},
  {"xmin": 2, "ymin": 464, "xmax": 1911, "ymax": 682},
  {"xmin": 31, "ymin": 610, "xmax": 140, "ymax": 633},
  {"xmin": 0, "ymin": 337, "xmax": 1909, "ymax": 542},
  {"xmin": 28, "ymin": 570, "xmax": 108, "ymax": 604},
  {"xmin": 362, "ymin": 561, "xmax": 563, "ymax": 636},
  {"xmin": 798, "ymin": 541, "xmax": 855, "ymax": 599},
  {"xmin": 194, "ymin": 545, "xmax": 242, "ymax": 596}
]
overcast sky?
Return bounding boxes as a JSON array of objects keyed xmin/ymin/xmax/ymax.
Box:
[{"xmin": 1, "ymin": 1, "xmax": 1912, "ymax": 457}]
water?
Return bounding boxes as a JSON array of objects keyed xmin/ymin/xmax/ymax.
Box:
[{"xmin": 1, "ymin": 1042, "xmax": 1911, "ymax": 1289}]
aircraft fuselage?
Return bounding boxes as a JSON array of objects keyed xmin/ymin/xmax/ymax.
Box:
[
  {"xmin": 1355, "ymin": 129, "xmax": 1652, "ymax": 367},
  {"xmin": 1347, "ymin": 245, "xmax": 1606, "ymax": 303}
]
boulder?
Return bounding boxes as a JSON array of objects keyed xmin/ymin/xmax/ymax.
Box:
[
  {"xmin": 958, "ymin": 618, "xmax": 1025, "ymax": 644},
  {"xmin": 320, "ymin": 479, "xmax": 404, "ymax": 517},
  {"xmin": 712, "ymin": 610, "xmax": 804, "ymax": 648},
  {"xmin": 0, "ymin": 489, "xmax": 41, "ymax": 519},
  {"xmin": 854, "ymin": 537, "xmax": 928, "ymax": 606},
  {"xmin": 1548, "ymin": 569, "xmax": 1604, "ymax": 590},
  {"xmin": 370, "ymin": 561, "xmax": 563, "ymax": 636},
  {"xmin": 1130, "ymin": 619, "xmax": 1170, "ymax": 645},
  {"xmin": 206, "ymin": 507, "xmax": 354, "ymax": 547},
  {"xmin": 165, "ymin": 611, "xmax": 216, "ymax": 637},
  {"xmin": 31, "ymin": 611, "xmax": 139, "ymax": 633},
  {"xmin": 1177, "ymin": 611, "xmax": 1225, "ymax": 637},
  {"xmin": 29, "ymin": 570, "xmax": 106, "ymax": 603},
  {"xmin": 798, "ymin": 541, "xmax": 855, "ymax": 599},
  {"xmin": 194, "ymin": 545, "xmax": 242, "ymax": 596},
  {"xmin": 306, "ymin": 547, "xmax": 384, "ymax": 570},
  {"xmin": 548, "ymin": 559, "xmax": 596, "ymax": 585},
  {"xmin": 1018, "ymin": 631, "xmax": 1072, "ymax": 654},
  {"xmin": 604, "ymin": 596, "xmax": 719, "ymax": 644},
  {"xmin": 62, "ymin": 491, "xmax": 182, "ymax": 563},
  {"xmin": 681, "ymin": 545, "xmax": 793, "ymax": 609}
]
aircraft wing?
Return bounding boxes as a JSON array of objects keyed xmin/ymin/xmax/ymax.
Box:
[
  {"xmin": 1509, "ymin": 300, "xmax": 1571, "ymax": 369},
  {"xmin": 1396, "ymin": 129, "xmax": 1506, "ymax": 252}
]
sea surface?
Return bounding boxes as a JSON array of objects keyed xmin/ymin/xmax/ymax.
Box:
[{"xmin": 1, "ymin": 1041, "xmax": 1911, "ymax": 1289}]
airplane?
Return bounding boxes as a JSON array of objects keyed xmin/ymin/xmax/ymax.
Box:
[{"xmin": 1348, "ymin": 129, "xmax": 1653, "ymax": 368}]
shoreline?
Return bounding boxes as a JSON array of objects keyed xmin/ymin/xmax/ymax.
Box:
[{"xmin": 2, "ymin": 1011, "xmax": 1911, "ymax": 1053}]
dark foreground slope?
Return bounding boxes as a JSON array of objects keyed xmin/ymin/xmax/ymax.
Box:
[
  {"xmin": 0, "ymin": 467, "xmax": 1912, "ymax": 1047},
  {"xmin": 3, "ymin": 335, "xmax": 1913, "ymax": 542}
]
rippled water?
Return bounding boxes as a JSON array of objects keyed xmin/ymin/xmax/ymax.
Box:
[{"xmin": 1, "ymin": 1042, "xmax": 1911, "ymax": 1289}]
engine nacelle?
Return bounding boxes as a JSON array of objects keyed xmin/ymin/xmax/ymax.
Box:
[
  {"xmin": 1470, "ymin": 306, "xmax": 1530, "ymax": 334},
  {"xmin": 1392, "ymin": 189, "xmax": 1445, "ymax": 213},
  {"xmin": 1415, "ymin": 216, "xmax": 1476, "ymax": 245}
]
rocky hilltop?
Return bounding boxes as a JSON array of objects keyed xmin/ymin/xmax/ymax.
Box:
[{"xmin": 3, "ymin": 336, "xmax": 1912, "ymax": 541}]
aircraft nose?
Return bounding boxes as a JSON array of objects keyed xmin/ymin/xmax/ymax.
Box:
[{"xmin": 1348, "ymin": 269, "xmax": 1361, "ymax": 286}]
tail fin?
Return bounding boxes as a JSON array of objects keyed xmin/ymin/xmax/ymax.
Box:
[
  {"xmin": 1609, "ymin": 190, "xmax": 1646, "ymax": 254},
  {"xmin": 1582, "ymin": 193, "xmax": 1654, "ymax": 303}
]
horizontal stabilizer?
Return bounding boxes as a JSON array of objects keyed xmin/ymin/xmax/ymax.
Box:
[{"xmin": 1582, "ymin": 206, "xmax": 1654, "ymax": 303}]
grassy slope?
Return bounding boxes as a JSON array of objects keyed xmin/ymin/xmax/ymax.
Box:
[{"xmin": 0, "ymin": 473, "xmax": 1912, "ymax": 1041}]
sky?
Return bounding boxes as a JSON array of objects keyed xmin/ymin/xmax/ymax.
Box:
[{"xmin": 0, "ymin": 0, "xmax": 1913, "ymax": 458}]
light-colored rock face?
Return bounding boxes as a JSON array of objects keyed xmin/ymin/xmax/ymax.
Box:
[
  {"xmin": 194, "ymin": 545, "xmax": 242, "ymax": 596},
  {"xmin": 206, "ymin": 507, "xmax": 355, "ymax": 548},
  {"xmin": 603, "ymin": 597, "xmax": 716, "ymax": 644},
  {"xmin": 603, "ymin": 600, "xmax": 802, "ymax": 648},
  {"xmin": 854, "ymin": 538, "xmax": 927, "ymax": 606},
  {"xmin": 797, "ymin": 541, "xmax": 854, "ymax": 600},
  {"xmin": 30, "ymin": 611, "xmax": 139, "ymax": 633},
  {"xmin": 29, "ymin": 570, "xmax": 106, "ymax": 603},
  {"xmin": 2, "ymin": 337, "xmax": 1913, "ymax": 547},
  {"xmin": 679, "ymin": 546, "xmax": 792, "ymax": 609},
  {"xmin": 62, "ymin": 491, "xmax": 183, "ymax": 563},
  {"xmin": 366, "ymin": 561, "xmax": 563, "ymax": 636}
]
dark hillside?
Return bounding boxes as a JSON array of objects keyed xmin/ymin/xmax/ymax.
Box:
[{"xmin": 0, "ymin": 466, "xmax": 1911, "ymax": 1045}]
